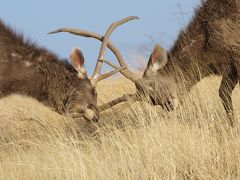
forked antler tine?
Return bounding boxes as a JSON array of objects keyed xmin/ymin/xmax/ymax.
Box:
[
  {"xmin": 92, "ymin": 16, "xmax": 139, "ymax": 83},
  {"xmin": 97, "ymin": 66, "xmax": 127, "ymax": 82},
  {"xmin": 48, "ymin": 17, "xmax": 139, "ymax": 83},
  {"xmin": 99, "ymin": 93, "xmax": 140, "ymax": 112}
]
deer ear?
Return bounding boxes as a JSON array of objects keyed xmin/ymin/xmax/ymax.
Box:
[
  {"xmin": 70, "ymin": 47, "xmax": 87, "ymax": 79},
  {"xmin": 144, "ymin": 44, "xmax": 168, "ymax": 76}
]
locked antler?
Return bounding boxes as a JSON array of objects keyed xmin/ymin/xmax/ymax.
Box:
[
  {"xmin": 48, "ymin": 16, "xmax": 139, "ymax": 85},
  {"xmin": 48, "ymin": 16, "xmax": 142, "ymax": 111},
  {"xmin": 98, "ymin": 93, "xmax": 141, "ymax": 111}
]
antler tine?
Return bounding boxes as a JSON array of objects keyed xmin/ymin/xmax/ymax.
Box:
[
  {"xmin": 97, "ymin": 66, "xmax": 127, "ymax": 82},
  {"xmin": 99, "ymin": 93, "xmax": 140, "ymax": 112},
  {"xmin": 92, "ymin": 16, "xmax": 139, "ymax": 84},
  {"xmin": 48, "ymin": 17, "xmax": 139, "ymax": 84}
]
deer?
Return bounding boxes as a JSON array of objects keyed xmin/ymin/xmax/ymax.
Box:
[
  {"xmin": 0, "ymin": 16, "xmax": 138, "ymax": 122},
  {"xmin": 50, "ymin": 0, "xmax": 240, "ymax": 127}
]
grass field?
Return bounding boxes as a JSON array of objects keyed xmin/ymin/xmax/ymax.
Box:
[{"xmin": 0, "ymin": 76, "xmax": 240, "ymax": 180}]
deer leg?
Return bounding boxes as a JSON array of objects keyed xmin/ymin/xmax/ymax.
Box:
[{"xmin": 219, "ymin": 69, "xmax": 238, "ymax": 127}]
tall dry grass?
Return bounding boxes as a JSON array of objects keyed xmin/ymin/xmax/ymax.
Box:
[{"xmin": 0, "ymin": 76, "xmax": 240, "ymax": 180}]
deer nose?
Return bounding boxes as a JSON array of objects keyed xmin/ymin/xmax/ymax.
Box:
[{"xmin": 83, "ymin": 108, "xmax": 99, "ymax": 122}]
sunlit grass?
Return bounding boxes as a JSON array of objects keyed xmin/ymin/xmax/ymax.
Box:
[{"xmin": 0, "ymin": 76, "xmax": 239, "ymax": 179}]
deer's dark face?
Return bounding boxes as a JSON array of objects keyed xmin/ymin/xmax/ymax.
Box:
[
  {"xmin": 66, "ymin": 48, "xmax": 99, "ymax": 122},
  {"xmin": 138, "ymin": 45, "xmax": 178, "ymax": 111},
  {"xmin": 66, "ymin": 78, "xmax": 99, "ymax": 122}
]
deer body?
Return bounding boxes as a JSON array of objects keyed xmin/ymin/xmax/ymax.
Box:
[
  {"xmin": 0, "ymin": 16, "xmax": 139, "ymax": 122},
  {"xmin": 141, "ymin": 0, "xmax": 240, "ymax": 126},
  {"xmin": 167, "ymin": 0, "xmax": 240, "ymax": 83},
  {"xmin": 0, "ymin": 20, "xmax": 99, "ymax": 121}
]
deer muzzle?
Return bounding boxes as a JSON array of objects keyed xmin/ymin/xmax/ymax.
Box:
[
  {"xmin": 69, "ymin": 106, "xmax": 99, "ymax": 122},
  {"xmin": 83, "ymin": 108, "xmax": 99, "ymax": 122}
]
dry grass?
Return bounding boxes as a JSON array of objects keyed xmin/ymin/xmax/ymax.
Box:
[{"xmin": 0, "ymin": 76, "xmax": 240, "ymax": 180}]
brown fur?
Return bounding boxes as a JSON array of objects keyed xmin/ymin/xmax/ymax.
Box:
[
  {"xmin": 0, "ymin": 20, "xmax": 98, "ymax": 121},
  {"xmin": 142, "ymin": 0, "xmax": 240, "ymax": 126}
]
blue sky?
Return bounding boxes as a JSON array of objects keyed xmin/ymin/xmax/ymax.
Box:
[{"xmin": 0, "ymin": 0, "xmax": 201, "ymax": 74}]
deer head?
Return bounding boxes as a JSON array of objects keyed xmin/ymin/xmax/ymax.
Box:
[
  {"xmin": 48, "ymin": 16, "xmax": 140, "ymax": 115},
  {"xmin": 98, "ymin": 44, "xmax": 179, "ymax": 111}
]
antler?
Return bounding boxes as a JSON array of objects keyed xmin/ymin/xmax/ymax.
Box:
[
  {"xmin": 48, "ymin": 16, "xmax": 139, "ymax": 84},
  {"xmin": 99, "ymin": 94, "xmax": 141, "ymax": 112},
  {"xmin": 91, "ymin": 16, "xmax": 138, "ymax": 84}
]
